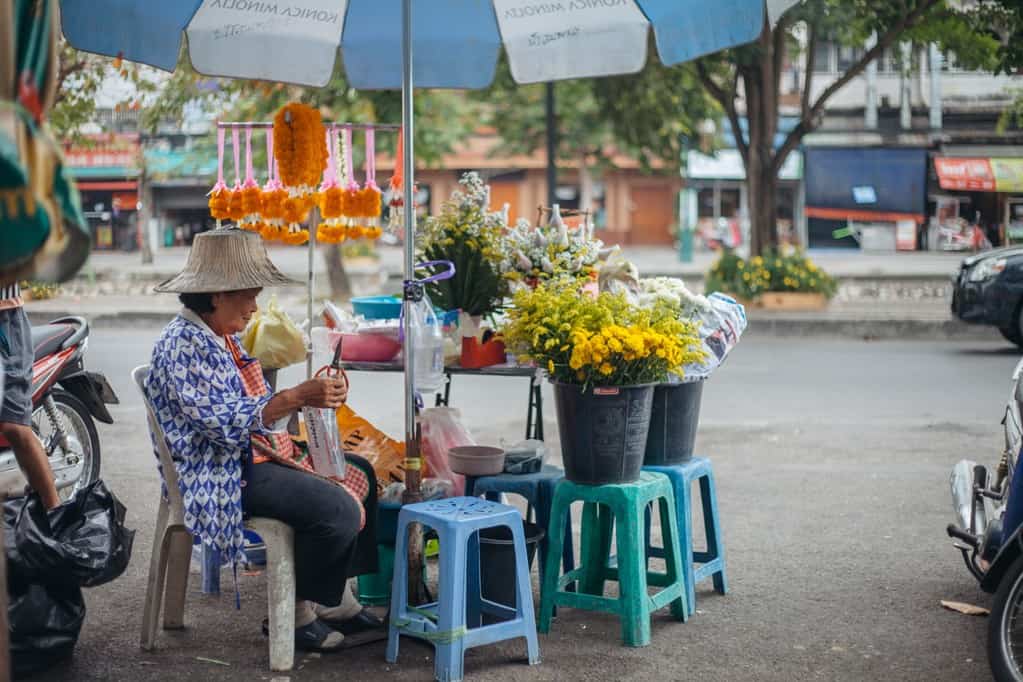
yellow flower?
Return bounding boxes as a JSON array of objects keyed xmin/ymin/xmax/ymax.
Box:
[
  {"xmin": 600, "ymin": 363, "xmax": 613, "ymax": 376},
  {"xmin": 548, "ymin": 359, "xmax": 555, "ymax": 373}
]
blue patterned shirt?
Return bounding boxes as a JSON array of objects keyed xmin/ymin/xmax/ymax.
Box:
[{"xmin": 144, "ymin": 313, "xmax": 273, "ymax": 564}]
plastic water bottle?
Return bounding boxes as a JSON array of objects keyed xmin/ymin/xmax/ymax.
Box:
[{"xmin": 408, "ymin": 296, "xmax": 445, "ymax": 393}]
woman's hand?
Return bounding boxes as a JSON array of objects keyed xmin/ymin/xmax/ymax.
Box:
[
  {"xmin": 262, "ymin": 377, "xmax": 348, "ymax": 425},
  {"xmin": 296, "ymin": 377, "xmax": 349, "ymax": 409}
]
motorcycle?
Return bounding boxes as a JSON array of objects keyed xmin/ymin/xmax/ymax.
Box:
[{"xmin": 0, "ymin": 316, "xmax": 118, "ymax": 502}]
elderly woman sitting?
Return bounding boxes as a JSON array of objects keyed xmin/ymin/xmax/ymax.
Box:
[{"xmin": 144, "ymin": 228, "xmax": 382, "ymax": 652}]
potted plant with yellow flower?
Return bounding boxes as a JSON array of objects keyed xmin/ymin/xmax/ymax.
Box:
[
  {"xmin": 705, "ymin": 249, "xmax": 836, "ymax": 310},
  {"xmin": 502, "ymin": 281, "xmax": 705, "ymax": 484}
]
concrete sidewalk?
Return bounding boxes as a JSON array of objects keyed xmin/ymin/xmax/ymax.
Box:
[
  {"xmin": 80, "ymin": 244, "xmax": 970, "ymax": 283},
  {"xmin": 21, "ymin": 289, "xmax": 1000, "ymax": 341}
]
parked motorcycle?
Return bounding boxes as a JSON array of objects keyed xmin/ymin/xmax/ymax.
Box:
[{"xmin": 0, "ymin": 316, "xmax": 118, "ymax": 502}]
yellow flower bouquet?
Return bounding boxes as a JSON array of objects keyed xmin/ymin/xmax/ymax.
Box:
[{"xmin": 502, "ymin": 281, "xmax": 705, "ymax": 388}]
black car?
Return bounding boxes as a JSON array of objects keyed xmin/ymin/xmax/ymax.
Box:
[{"xmin": 952, "ymin": 245, "xmax": 1023, "ymax": 347}]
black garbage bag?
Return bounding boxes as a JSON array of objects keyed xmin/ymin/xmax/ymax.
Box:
[
  {"xmin": 8, "ymin": 581, "xmax": 85, "ymax": 678},
  {"xmin": 5, "ymin": 479, "xmax": 135, "ymax": 588}
]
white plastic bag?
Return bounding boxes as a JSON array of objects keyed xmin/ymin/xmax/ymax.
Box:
[{"xmin": 302, "ymin": 407, "xmax": 346, "ymax": 478}]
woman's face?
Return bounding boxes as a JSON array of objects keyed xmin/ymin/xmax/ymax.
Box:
[{"xmin": 208, "ymin": 288, "xmax": 262, "ymax": 336}]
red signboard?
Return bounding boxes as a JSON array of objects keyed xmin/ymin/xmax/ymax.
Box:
[
  {"xmin": 934, "ymin": 157, "xmax": 996, "ymax": 191},
  {"xmin": 63, "ymin": 133, "xmax": 140, "ymax": 169}
]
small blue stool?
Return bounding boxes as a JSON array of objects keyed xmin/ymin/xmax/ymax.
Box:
[
  {"xmin": 464, "ymin": 465, "xmax": 575, "ymax": 590},
  {"xmin": 387, "ymin": 497, "xmax": 540, "ymax": 682},
  {"xmin": 644, "ymin": 458, "xmax": 728, "ymax": 615}
]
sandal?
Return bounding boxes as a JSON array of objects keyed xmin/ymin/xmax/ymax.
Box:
[
  {"xmin": 261, "ymin": 618, "xmax": 346, "ymax": 653},
  {"xmin": 321, "ymin": 607, "xmax": 386, "ymax": 636}
]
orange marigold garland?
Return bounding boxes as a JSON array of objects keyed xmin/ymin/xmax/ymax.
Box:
[
  {"xmin": 273, "ymin": 102, "xmax": 327, "ymax": 244},
  {"xmin": 359, "ymin": 127, "xmax": 383, "ymax": 240},
  {"xmin": 208, "ymin": 127, "xmax": 230, "ymax": 220},
  {"xmin": 317, "ymin": 128, "xmax": 347, "ymax": 244},
  {"xmin": 238, "ymin": 127, "xmax": 263, "ymax": 233}
]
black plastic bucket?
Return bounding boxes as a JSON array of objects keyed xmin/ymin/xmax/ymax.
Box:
[
  {"xmin": 553, "ymin": 383, "xmax": 655, "ymax": 485},
  {"xmin": 644, "ymin": 381, "xmax": 704, "ymax": 465},
  {"xmin": 479, "ymin": 521, "xmax": 545, "ymax": 616}
]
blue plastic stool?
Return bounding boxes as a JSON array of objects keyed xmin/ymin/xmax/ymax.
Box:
[
  {"xmin": 464, "ymin": 465, "xmax": 575, "ymax": 591},
  {"xmin": 644, "ymin": 458, "xmax": 728, "ymax": 615},
  {"xmin": 386, "ymin": 497, "xmax": 541, "ymax": 682}
]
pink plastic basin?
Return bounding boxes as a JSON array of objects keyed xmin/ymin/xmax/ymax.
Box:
[{"xmin": 329, "ymin": 331, "xmax": 401, "ymax": 363}]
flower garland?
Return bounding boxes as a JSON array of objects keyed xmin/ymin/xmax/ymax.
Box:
[
  {"xmin": 317, "ymin": 127, "xmax": 347, "ymax": 244},
  {"xmin": 238, "ymin": 127, "xmax": 263, "ymax": 233},
  {"xmin": 340, "ymin": 126, "xmax": 364, "ymax": 239},
  {"xmin": 260, "ymin": 128, "xmax": 287, "ymax": 241},
  {"xmin": 208, "ymin": 128, "xmax": 230, "ymax": 220},
  {"xmin": 273, "ymin": 102, "xmax": 327, "ymax": 244},
  {"xmin": 226, "ymin": 128, "xmax": 246, "ymax": 222}
]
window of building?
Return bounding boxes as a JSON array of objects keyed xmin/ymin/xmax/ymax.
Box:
[
  {"xmin": 836, "ymin": 45, "xmax": 864, "ymax": 73},
  {"xmin": 812, "ymin": 39, "xmax": 833, "ymax": 73}
]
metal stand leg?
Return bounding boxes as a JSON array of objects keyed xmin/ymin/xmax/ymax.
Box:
[
  {"xmin": 526, "ymin": 376, "xmax": 544, "ymax": 441},
  {"xmin": 435, "ymin": 372, "xmax": 452, "ymax": 407}
]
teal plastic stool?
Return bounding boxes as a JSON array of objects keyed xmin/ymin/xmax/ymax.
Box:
[
  {"xmin": 644, "ymin": 458, "xmax": 728, "ymax": 615},
  {"xmin": 386, "ymin": 497, "xmax": 540, "ymax": 682},
  {"xmin": 538, "ymin": 472, "xmax": 688, "ymax": 647}
]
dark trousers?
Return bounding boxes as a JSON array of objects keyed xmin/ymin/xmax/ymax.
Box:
[{"xmin": 241, "ymin": 456, "xmax": 378, "ymax": 606}]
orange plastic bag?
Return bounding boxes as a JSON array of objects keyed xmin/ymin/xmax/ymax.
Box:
[{"xmin": 335, "ymin": 405, "xmax": 405, "ymax": 494}]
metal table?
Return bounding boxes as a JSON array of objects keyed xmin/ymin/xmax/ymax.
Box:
[{"xmin": 342, "ymin": 361, "xmax": 546, "ymax": 441}]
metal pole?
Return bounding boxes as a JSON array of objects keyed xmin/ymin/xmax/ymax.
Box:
[
  {"xmin": 307, "ymin": 209, "xmax": 318, "ymax": 380},
  {"xmin": 545, "ymin": 82, "xmax": 557, "ymax": 207},
  {"xmin": 401, "ymin": 0, "xmax": 416, "ymax": 464},
  {"xmin": 400, "ymin": 0, "xmax": 429, "ymax": 607}
]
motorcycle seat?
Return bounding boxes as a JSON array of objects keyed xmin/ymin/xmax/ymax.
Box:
[{"xmin": 30, "ymin": 323, "xmax": 76, "ymax": 361}]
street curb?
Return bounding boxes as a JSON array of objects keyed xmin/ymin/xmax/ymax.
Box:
[{"xmin": 27, "ymin": 309, "xmax": 1002, "ymax": 341}]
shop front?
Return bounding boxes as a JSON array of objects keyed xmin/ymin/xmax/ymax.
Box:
[
  {"xmin": 684, "ymin": 149, "xmax": 802, "ymax": 251},
  {"xmin": 803, "ymin": 147, "xmax": 928, "ymax": 251},
  {"xmin": 64, "ymin": 134, "xmax": 141, "ymax": 251},
  {"xmin": 932, "ymin": 156, "xmax": 1023, "ymax": 249}
]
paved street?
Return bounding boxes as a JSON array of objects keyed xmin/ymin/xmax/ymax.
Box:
[{"xmin": 34, "ymin": 329, "xmax": 1019, "ymax": 681}]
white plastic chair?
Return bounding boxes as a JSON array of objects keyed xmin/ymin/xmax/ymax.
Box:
[{"xmin": 132, "ymin": 365, "xmax": 297, "ymax": 671}]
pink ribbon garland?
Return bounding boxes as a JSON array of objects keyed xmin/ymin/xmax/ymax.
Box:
[
  {"xmin": 344, "ymin": 126, "xmax": 359, "ymax": 192},
  {"xmin": 209, "ymin": 127, "xmax": 227, "ymax": 194},
  {"xmin": 242, "ymin": 126, "xmax": 258, "ymax": 189},
  {"xmin": 364, "ymin": 128, "xmax": 379, "ymax": 191},
  {"xmin": 320, "ymin": 128, "xmax": 339, "ymax": 191},
  {"xmin": 264, "ymin": 128, "xmax": 281, "ymax": 191},
  {"xmin": 231, "ymin": 128, "xmax": 242, "ymax": 190}
]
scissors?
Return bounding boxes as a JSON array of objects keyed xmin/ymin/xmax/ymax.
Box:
[{"xmin": 315, "ymin": 334, "xmax": 350, "ymax": 400}]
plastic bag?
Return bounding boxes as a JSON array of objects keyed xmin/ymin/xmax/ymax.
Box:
[
  {"xmin": 419, "ymin": 407, "xmax": 474, "ymax": 496},
  {"xmin": 502, "ymin": 439, "xmax": 548, "ymax": 474},
  {"xmin": 673, "ymin": 293, "xmax": 747, "ymax": 382},
  {"xmin": 4, "ymin": 480, "xmax": 134, "ymax": 676},
  {"xmin": 5, "ymin": 479, "xmax": 135, "ymax": 588},
  {"xmin": 336, "ymin": 405, "xmax": 406, "ymax": 493},
  {"xmin": 241, "ymin": 295, "xmax": 307, "ymax": 369},
  {"xmin": 302, "ymin": 406, "xmax": 346, "ymax": 478},
  {"xmin": 8, "ymin": 581, "xmax": 85, "ymax": 677}
]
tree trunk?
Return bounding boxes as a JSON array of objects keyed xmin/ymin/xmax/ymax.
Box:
[
  {"xmin": 323, "ymin": 244, "xmax": 352, "ymax": 301},
  {"xmin": 742, "ymin": 25, "xmax": 782, "ymax": 257}
]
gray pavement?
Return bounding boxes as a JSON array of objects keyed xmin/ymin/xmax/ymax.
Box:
[
  {"xmin": 82, "ymin": 244, "xmax": 969, "ymax": 282},
  {"xmin": 30, "ymin": 329, "xmax": 1019, "ymax": 681}
]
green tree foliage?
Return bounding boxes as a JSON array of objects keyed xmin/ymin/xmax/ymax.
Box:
[{"xmin": 680, "ymin": 0, "xmax": 1016, "ymax": 256}]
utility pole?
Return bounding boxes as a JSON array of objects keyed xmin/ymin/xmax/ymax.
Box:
[{"xmin": 545, "ymin": 82, "xmax": 557, "ymax": 207}]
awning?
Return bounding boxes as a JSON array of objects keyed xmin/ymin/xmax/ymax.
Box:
[
  {"xmin": 934, "ymin": 157, "xmax": 1023, "ymax": 192},
  {"xmin": 688, "ymin": 149, "xmax": 801, "ymax": 181},
  {"xmin": 805, "ymin": 147, "xmax": 928, "ymax": 223},
  {"xmin": 76, "ymin": 181, "xmax": 138, "ymax": 191}
]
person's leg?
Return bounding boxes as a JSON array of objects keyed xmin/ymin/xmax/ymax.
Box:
[
  {"xmin": 0, "ymin": 308, "xmax": 58, "ymax": 509},
  {"xmin": 242, "ymin": 462, "xmax": 363, "ymax": 607}
]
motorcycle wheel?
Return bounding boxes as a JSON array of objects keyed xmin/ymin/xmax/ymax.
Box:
[{"xmin": 31, "ymin": 390, "xmax": 101, "ymax": 502}]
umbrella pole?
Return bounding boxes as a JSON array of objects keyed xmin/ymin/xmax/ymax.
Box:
[{"xmin": 399, "ymin": 0, "xmax": 429, "ymax": 606}]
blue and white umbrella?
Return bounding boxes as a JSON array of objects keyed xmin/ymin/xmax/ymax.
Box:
[
  {"xmin": 58, "ymin": 0, "xmax": 797, "ymax": 470},
  {"xmin": 61, "ymin": 0, "xmax": 796, "ymax": 89}
]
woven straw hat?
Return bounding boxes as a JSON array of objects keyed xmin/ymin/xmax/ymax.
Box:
[{"xmin": 154, "ymin": 226, "xmax": 301, "ymax": 294}]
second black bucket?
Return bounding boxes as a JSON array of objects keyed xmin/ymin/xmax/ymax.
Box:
[
  {"xmin": 644, "ymin": 381, "xmax": 704, "ymax": 465},
  {"xmin": 479, "ymin": 521, "xmax": 545, "ymax": 620}
]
